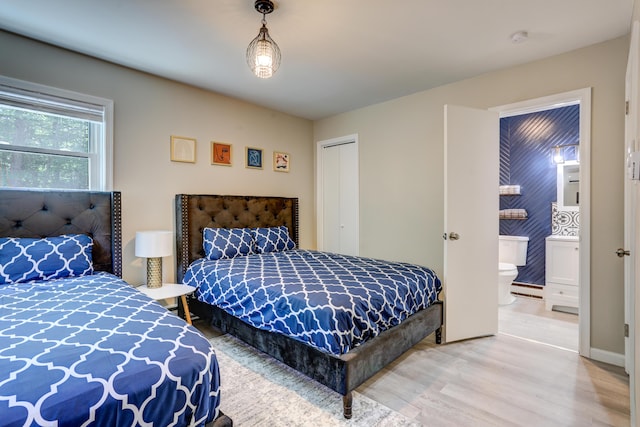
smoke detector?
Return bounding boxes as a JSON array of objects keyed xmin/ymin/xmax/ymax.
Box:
[{"xmin": 510, "ymin": 31, "xmax": 529, "ymax": 44}]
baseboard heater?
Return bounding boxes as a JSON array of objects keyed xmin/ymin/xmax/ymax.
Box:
[{"xmin": 511, "ymin": 282, "xmax": 543, "ymax": 299}]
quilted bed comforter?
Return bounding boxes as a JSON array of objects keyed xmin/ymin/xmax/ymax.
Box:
[
  {"xmin": 0, "ymin": 272, "xmax": 220, "ymax": 426},
  {"xmin": 184, "ymin": 250, "xmax": 442, "ymax": 355}
]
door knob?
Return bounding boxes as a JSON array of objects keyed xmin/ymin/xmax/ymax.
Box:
[
  {"xmin": 616, "ymin": 248, "xmax": 631, "ymax": 257},
  {"xmin": 448, "ymin": 232, "xmax": 460, "ymax": 241}
]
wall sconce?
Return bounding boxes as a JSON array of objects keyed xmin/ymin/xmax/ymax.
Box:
[
  {"xmin": 552, "ymin": 144, "xmax": 579, "ymax": 165},
  {"xmin": 135, "ymin": 230, "xmax": 173, "ymax": 288},
  {"xmin": 246, "ymin": 0, "xmax": 281, "ymax": 79},
  {"xmin": 553, "ymin": 147, "xmax": 565, "ymax": 164}
]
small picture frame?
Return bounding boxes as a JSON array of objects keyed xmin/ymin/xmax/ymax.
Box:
[
  {"xmin": 246, "ymin": 147, "xmax": 263, "ymax": 169},
  {"xmin": 170, "ymin": 136, "xmax": 196, "ymax": 163},
  {"xmin": 211, "ymin": 142, "xmax": 232, "ymax": 166},
  {"xmin": 273, "ymin": 151, "xmax": 290, "ymax": 172}
]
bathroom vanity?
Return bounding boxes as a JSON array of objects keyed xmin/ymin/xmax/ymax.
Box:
[{"xmin": 544, "ymin": 235, "xmax": 579, "ymax": 312}]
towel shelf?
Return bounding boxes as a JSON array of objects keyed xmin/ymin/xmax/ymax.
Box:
[
  {"xmin": 499, "ymin": 208, "xmax": 528, "ymax": 220},
  {"xmin": 499, "ymin": 185, "xmax": 521, "ymax": 196}
]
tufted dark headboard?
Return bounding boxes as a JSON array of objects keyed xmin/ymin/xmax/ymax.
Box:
[
  {"xmin": 175, "ymin": 194, "xmax": 299, "ymax": 283},
  {"xmin": 0, "ymin": 189, "xmax": 123, "ymax": 277}
]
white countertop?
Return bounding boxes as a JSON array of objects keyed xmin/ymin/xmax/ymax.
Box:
[{"xmin": 546, "ymin": 235, "xmax": 579, "ymax": 242}]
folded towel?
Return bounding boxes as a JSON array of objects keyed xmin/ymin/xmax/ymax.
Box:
[
  {"xmin": 499, "ymin": 209, "xmax": 528, "ymax": 219},
  {"xmin": 499, "ymin": 185, "xmax": 521, "ymax": 195}
]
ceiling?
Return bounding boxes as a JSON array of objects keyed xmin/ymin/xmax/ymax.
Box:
[{"xmin": 0, "ymin": 1, "xmax": 634, "ymax": 120}]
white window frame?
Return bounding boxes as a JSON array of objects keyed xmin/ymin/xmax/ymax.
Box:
[{"xmin": 0, "ymin": 75, "xmax": 113, "ymax": 190}]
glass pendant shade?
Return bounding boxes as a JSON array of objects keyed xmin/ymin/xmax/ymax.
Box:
[{"xmin": 247, "ymin": 23, "xmax": 281, "ymax": 79}]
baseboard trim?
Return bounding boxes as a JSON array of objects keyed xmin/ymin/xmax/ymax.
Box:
[{"xmin": 590, "ymin": 347, "xmax": 625, "ymax": 367}]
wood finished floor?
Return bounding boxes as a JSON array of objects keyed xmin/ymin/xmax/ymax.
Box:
[
  {"xmin": 195, "ymin": 296, "xmax": 630, "ymax": 426},
  {"xmin": 498, "ymin": 295, "xmax": 579, "ymax": 352},
  {"xmin": 357, "ymin": 296, "xmax": 629, "ymax": 426}
]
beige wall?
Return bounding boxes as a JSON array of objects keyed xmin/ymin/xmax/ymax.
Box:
[
  {"xmin": 0, "ymin": 30, "xmax": 314, "ymax": 285},
  {"xmin": 0, "ymin": 29, "xmax": 631, "ymax": 354},
  {"xmin": 314, "ymin": 36, "xmax": 629, "ymax": 354}
]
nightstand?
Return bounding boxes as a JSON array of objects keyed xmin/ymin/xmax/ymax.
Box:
[{"xmin": 137, "ymin": 283, "xmax": 196, "ymax": 325}]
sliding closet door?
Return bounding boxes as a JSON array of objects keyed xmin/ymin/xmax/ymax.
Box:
[
  {"xmin": 318, "ymin": 137, "xmax": 359, "ymax": 256},
  {"xmin": 322, "ymin": 145, "xmax": 341, "ymax": 252}
]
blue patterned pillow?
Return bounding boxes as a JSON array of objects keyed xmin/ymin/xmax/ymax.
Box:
[
  {"xmin": 252, "ymin": 226, "xmax": 296, "ymax": 254},
  {"xmin": 0, "ymin": 234, "xmax": 94, "ymax": 285},
  {"xmin": 203, "ymin": 227, "xmax": 255, "ymax": 260}
]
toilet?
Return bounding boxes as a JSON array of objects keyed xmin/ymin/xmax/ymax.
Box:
[{"xmin": 498, "ymin": 235, "xmax": 529, "ymax": 305}]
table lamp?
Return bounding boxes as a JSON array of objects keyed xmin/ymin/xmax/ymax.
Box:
[{"xmin": 135, "ymin": 230, "xmax": 172, "ymax": 288}]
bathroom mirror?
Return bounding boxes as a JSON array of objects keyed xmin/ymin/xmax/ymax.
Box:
[{"xmin": 557, "ymin": 161, "xmax": 579, "ymax": 211}]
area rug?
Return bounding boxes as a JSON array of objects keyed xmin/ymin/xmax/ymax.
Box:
[{"xmin": 210, "ymin": 334, "xmax": 420, "ymax": 426}]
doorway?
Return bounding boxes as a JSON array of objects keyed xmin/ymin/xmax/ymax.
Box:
[{"xmin": 491, "ymin": 88, "xmax": 592, "ymax": 357}]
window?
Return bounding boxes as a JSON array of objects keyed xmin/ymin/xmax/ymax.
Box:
[{"xmin": 0, "ymin": 76, "xmax": 113, "ymax": 190}]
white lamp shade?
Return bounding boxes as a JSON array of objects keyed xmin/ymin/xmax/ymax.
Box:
[{"xmin": 135, "ymin": 230, "xmax": 173, "ymax": 258}]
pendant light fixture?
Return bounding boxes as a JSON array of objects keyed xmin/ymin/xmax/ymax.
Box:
[{"xmin": 246, "ymin": 0, "xmax": 281, "ymax": 79}]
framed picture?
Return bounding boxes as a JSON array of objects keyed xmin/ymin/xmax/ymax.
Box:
[
  {"xmin": 211, "ymin": 142, "xmax": 232, "ymax": 166},
  {"xmin": 170, "ymin": 136, "xmax": 196, "ymax": 163},
  {"xmin": 246, "ymin": 146, "xmax": 263, "ymax": 169},
  {"xmin": 273, "ymin": 151, "xmax": 290, "ymax": 172}
]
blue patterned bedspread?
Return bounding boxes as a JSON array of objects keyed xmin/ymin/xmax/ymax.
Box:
[
  {"xmin": 184, "ymin": 250, "xmax": 442, "ymax": 355},
  {"xmin": 0, "ymin": 272, "xmax": 220, "ymax": 427}
]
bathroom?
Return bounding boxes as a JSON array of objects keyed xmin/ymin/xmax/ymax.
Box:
[{"xmin": 498, "ymin": 103, "xmax": 580, "ymax": 348}]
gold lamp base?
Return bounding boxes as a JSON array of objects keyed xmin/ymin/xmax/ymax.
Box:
[{"xmin": 146, "ymin": 257, "xmax": 163, "ymax": 288}]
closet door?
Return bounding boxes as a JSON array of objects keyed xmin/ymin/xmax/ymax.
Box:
[{"xmin": 319, "ymin": 139, "xmax": 359, "ymax": 256}]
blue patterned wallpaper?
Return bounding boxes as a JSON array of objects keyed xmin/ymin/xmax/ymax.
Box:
[{"xmin": 499, "ymin": 104, "xmax": 579, "ymax": 286}]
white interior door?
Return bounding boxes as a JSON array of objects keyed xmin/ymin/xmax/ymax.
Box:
[
  {"xmin": 625, "ymin": 20, "xmax": 637, "ymax": 375},
  {"xmin": 317, "ymin": 137, "xmax": 359, "ymax": 256},
  {"xmin": 625, "ymin": 19, "xmax": 639, "ymax": 426},
  {"xmin": 444, "ymin": 104, "xmax": 499, "ymax": 342}
]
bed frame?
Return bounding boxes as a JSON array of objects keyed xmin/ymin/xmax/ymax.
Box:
[
  {"xmin": 0, "ymin": 189, "xmax": 123, "ymax": 275},
  {"xmin": 175, "ymin": 194, "xmax": 443, "ymax": 419},
  {"xmin": 0, "ymin": 188, "xmax": 232, "ymax": 427}
]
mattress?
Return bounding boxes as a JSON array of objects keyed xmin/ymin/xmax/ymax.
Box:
[
  {"xmin": 0, "ymin": 272, "xmax": 220, "ymax": 426},
  {"xmin": 183, "ymin": 249, "xmax": 442, "ymax": 355}
]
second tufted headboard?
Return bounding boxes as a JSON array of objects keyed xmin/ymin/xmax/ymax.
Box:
[
  {"xmin": 0, "ymin": 189, "xmax": 123, "ymax": 276},
  {"xmin": 175, "ymin": 194, "xmax": 299, "ymax": 283}
]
